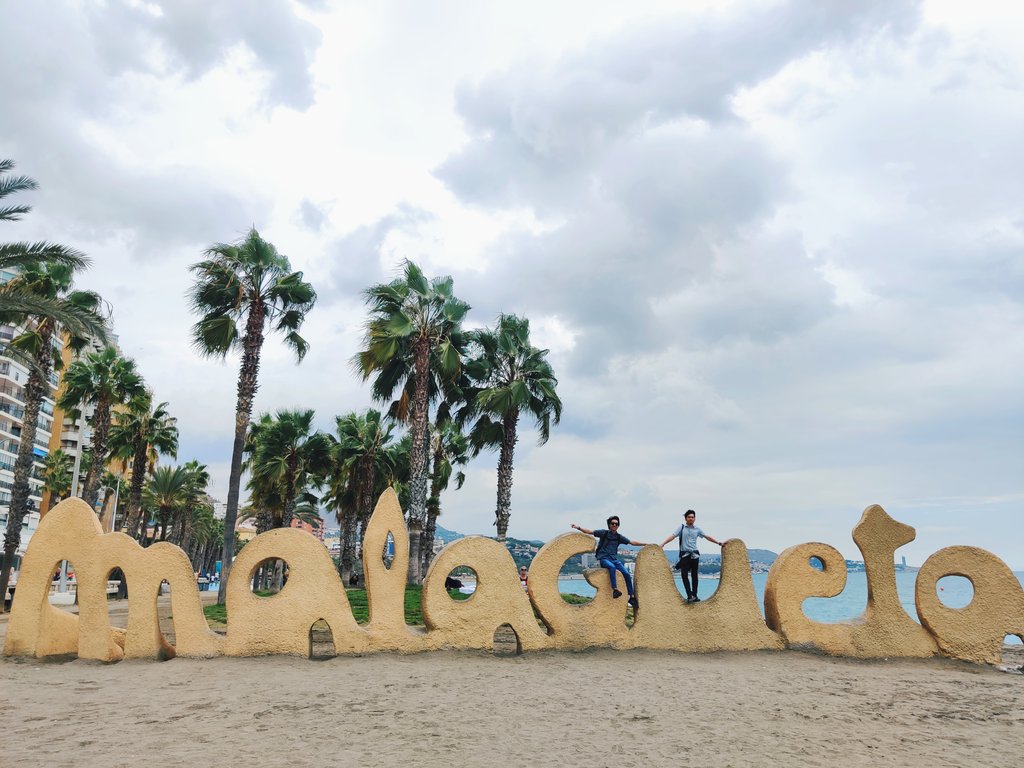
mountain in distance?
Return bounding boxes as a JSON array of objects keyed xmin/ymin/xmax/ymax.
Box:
[{"xmin": 434, "ymin": 524, "xmax": 465, "ymax": 545}]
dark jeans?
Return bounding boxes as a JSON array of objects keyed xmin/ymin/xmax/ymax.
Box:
[
  {"xmin": 599, "ymin": 557, "xmax": 634, "ymax": 595},
  {"xmin": 680, "ymin": 554, "xmax": 699, "ymax": 598}
]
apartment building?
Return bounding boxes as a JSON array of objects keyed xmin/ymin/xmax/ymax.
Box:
[{"xmin": 0, "ymin": 321, "xmax": 62, "ymax": 569}]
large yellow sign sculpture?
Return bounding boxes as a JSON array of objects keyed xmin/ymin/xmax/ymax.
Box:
[{"xmin": 4, "ymin": 493, "xmax": 1022, "ymax": 665}]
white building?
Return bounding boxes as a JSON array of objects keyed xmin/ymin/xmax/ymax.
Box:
[{"xmin": 0, "ymin": 320, "xmax": 61, "ymax": 566}]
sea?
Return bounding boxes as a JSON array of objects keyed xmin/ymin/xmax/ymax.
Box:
[{"xmin": 556, "ymin": 570, "xmax": 1024, "ymax": 644}]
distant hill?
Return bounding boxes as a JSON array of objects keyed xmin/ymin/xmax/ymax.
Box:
[
  {"xmin": 434, "ymin": 525, "xmax": 464, "ymax": 545},
  {"xmin": 747, "ymin": 549, "xmax": 778, "ymax": 564}
]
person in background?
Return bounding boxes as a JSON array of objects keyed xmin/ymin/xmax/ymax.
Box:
[
  {"xmin": 659, "ymin": 509, "xmax": 725, "ymax": 603},
  {"xmin": 519, "ymin": 565, "xmax": 529, "ymax": 590},
  {"xmin": 570, "ymin": 516, "xmax": 646, "ymax": 608}
]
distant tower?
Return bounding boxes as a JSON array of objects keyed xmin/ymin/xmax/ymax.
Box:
[{"xmin": 901, "ymin": 555, "xmax": 907, "ymax": 568}]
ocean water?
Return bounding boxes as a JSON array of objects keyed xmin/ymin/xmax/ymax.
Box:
[{"xmin": 557, "ymin": 570, "xmax": 1024, "ymax": 644}]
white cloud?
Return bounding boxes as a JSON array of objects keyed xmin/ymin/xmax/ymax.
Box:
[{"xmin": 2, "ymin": 0, "xmax": 1021, "ymax": 569}]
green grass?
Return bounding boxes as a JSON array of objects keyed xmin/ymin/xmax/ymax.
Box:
[
  {"xmin": 203, "ymin": 585, "xmax": 471, "ymax": 626},
  {"xmin": 560, "ymin": 593, "xmax": 593, "ymax": 605}
]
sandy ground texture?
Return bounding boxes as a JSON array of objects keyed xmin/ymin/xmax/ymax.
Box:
[{"xmin": 1, "ymin": 598, "xmax": 1022, "ymax": 768}]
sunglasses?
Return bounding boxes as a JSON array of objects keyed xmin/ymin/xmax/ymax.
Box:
[{"xmin": 609, "ymin": 521, "xmax": 620, "ymax": 526}]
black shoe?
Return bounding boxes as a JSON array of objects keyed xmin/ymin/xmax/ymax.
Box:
[
  {"xmin": 692, "ymin": 596, "xmax": 701, "ymax": 602},
  {"xmin": 628, "ymin": 596, "xmax": 639, "ymax": 608},
  {"xmin": 685, "ymin": 596, "xmax": 695, "ymax": 603},
  {"xmin": 612, "ymin": 589, "xmax": 623, "ymax": 599}
]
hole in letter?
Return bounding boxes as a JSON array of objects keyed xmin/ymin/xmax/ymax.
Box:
[
  {"xmin": 445, "ymin": 567, "xmax": 475, "ymax": 600},
  {"xmin": 936, "ymin": 575, "xmax": 973, "ymax": 608}
]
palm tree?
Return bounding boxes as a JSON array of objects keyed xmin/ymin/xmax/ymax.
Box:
[
  {"xmin": 245, "ymin": 409, "xmax": 330, "ymax": 591},
  {"xmin": 40, "ymin": 448, "xmax": 73, "ymax": 511},
  {"xmin": 0, "ymin": 261, "xmax": 104, "ymax": 611},
  {"xmin": 108, "ymin": 393, "xmax": 178, "ymax": 541},
  {"xmin": 57, "ymin": 347, "xmax": 145, "ymax": 509},
  {"xmin": 461, "ymin": 314, "xmax": 562, "ymax": 541},
  {"xmin": 246, "ymin": 409, "xmax": 331, "ymax": 529},
  {"xmin": 327, "ymin": 409, "xmax": 396, "ymax": 584},
  {"xmin": 0, "ymin": 160, "xmax": 106, "ymax": 342},
  {"xmin": 173, "ymin": 460, "xmax": 210, "ymax": 547},
  {"xmin": 143, "ymin": 465, "xmax": 190, "ymax": 542},
  {"xmin": 188, "ymin": 228, "xmax": 316, "ymax": 604},
  {"xmin": 422, "ymin": 418, "xmax": 469, "ymax": 574},
  {"xmin": 356, "ymin": 260, "xmax": 469, "ymax": 583}
]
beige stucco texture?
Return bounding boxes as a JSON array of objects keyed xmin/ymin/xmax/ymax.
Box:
[
  {"xmin": 361, "ymin": 489, "xmax": 424, "ymax": 649},
  {"xmin": 5, "ymin": 493, "xmax": 1021, "ymax": 666},
  {"xmin": 422, "ymin": 536, "xmax": 549, "ymax": 652},
  {"xmin": 764, "ymin": 505, "xmax": 938, "ymax": 659},
  {"xmin": 915, "ymin": 546, "xmax": 1024, "ymax": 665},
  {"xmin": 632, "ymin": 540, "xmax": 785, "ymax": 652},
  {"xmin": 225, "ymin": 527, "xmax": 368, "ymax": 656},
  {"xmin": 528, "ymin": 532, "xmax": 630, "ymax": 649},
  {"xmin": 4, "ymin": 497, "xmax": 221, "ymax": 661}
]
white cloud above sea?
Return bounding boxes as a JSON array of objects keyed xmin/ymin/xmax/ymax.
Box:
[{"xmin": 0, "ymin": 0, "xmax": 1021, "ymax": 568}]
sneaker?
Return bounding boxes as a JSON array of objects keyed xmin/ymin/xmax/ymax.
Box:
[
  {"xmin": 628, "ymin": 596, "xmax": 639, "ymax": 608},
  {"xmin": 685, "ymin": 596, "xmax": 696, "ymax": 603},
  {"xmin": 612, "ymin": 589, "xmax": 623, "ymax": 599},
  {"xmin": 692, "ymin": 596, "xmax": 701, "ymax": 602}
]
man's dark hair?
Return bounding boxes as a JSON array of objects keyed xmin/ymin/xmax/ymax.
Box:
[
  {"xmin": 684, "ymin": 509, "xmax": 696, "ymax": 518},
  {"xmin": 607, "ymin": 515, "xmax": 620, "ymax": 526}
]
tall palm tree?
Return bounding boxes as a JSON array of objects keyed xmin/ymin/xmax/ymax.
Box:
[
  {"xmin": 356, "ymin": 260, "xmax": 469, "ymax": 583},
  {"xmin": 40, "ymin": 448, "xmax": 73, "ymax": 511},
  {"xmin": 327, "ymin": 409, "xmax": 396, "ymax": 584},
  {"xmin": 422, "ymin": 418, "xmax": 469, "ymax": 574},
  {"xmin": 461, "ymin": 314, "xmax": 562, "ymax": 541},
  {"xmin": 0, "ymin": 261, "xmax": 104, "ymax": 611},
  {"xmin": 188, "ymin": 228, "xmax": 316, "ymax": 604},
  {"xmin": 57, "ymin": 347, "xmax": 145, "ymax": 509},
  {"xmin": 143, "ymin": 465, "xmax": 190, "ymax": 542},
  {"xmin": 108, "ymin": 393, "xmax": 178, "ymax": 541}
]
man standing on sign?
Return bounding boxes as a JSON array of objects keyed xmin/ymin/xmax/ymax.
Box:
[
  {"xmin": 660, "ymin": 509, "xmax": 725, "ymax": 603},
  {"xmin": 570, "ymin": 517, "xmax": 646, "ymax": 608}
]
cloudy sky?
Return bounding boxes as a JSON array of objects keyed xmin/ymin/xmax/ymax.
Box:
[{"xmin": 2, "ymin": 0, "xmax": 1021, "ymax": 568}]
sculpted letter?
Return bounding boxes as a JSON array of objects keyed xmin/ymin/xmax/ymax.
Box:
[
  {"xmin": 528, "ymin": 532, "xmax": 631, "ymax": 649},
  {"xmin": 915, "ymin": 546, "xmax": 1024, "ymax": 665},
  {"xmin": 422, "ymin": 537, "xmax": 548, "ymax": 652},
  {"xmin": 764, "ymin": 505, "xmax": 937, "ymax": 658}
]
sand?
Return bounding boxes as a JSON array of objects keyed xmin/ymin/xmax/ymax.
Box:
[{"xmin": 1, "ymin": 598, "xmax": 1021, "ymax": 768}]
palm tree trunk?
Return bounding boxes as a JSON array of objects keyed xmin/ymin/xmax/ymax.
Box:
[
  {"xmin": 422, "ymin": 443, "xmax": 442, "ymax": 576},
  {"xmin": 0, "ymin": 323, "xmax": 53, "ymax": 613},
  {"xmin": 179, "ymin": 509, "xmax": 192, "ymax": 549},
  {"xmin": 123, "ymin": 438, "xmax": 149, "ymax": 539},
  {"xmin": 81, "ymin": 395, "xmax": 112, "ymax": 508},
  {"xmin": 339, "ymin": 508, "xmax": 359, "ymax": 585},
  {"xmin": 493, "ymin": 412, "xmax": 519, "ymax": 542},
  {"xmin": 218, "ymin": 309, "xmax": 265, "ymax": 606},
  {"xmin": 406, "ymin": 335, "xmax": 431, "ymax": 584}
]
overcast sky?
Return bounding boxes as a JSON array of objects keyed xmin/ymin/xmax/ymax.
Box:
[{"xmin": 2, "ymin": 0, "xmax": 1021, "ymax": 568}]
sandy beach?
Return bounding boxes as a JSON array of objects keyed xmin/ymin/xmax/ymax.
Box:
[{"xmin": 1, "ymin": 598, "xmax": 1021, "ymax": 768}]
